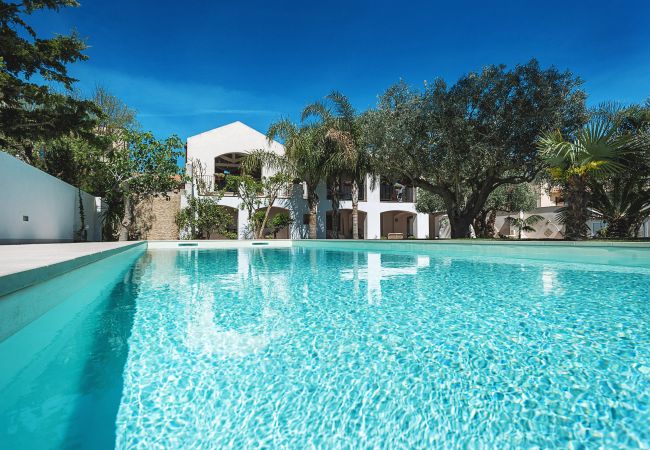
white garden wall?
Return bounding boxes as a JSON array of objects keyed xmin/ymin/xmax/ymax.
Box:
[{"xmin": 0, "ymin": 152, "xmax": 104, "ymax": 244}]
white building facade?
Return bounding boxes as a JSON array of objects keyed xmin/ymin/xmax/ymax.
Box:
[
  {"xmin": 185, "ymin": 121, "xmax": 431, "ymax": 240},
  {"xmin": 187, "ymin": 121, "xmax": 650, "ymax": 240}
]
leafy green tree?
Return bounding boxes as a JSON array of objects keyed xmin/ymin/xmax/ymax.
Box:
[
  {"xmin": 303, "ymin": 91, "xmax": 375, "ymax": 239},
  {"xmin": 110, "ymin": 130, "xmax": 184, "ymax": 240},
  {"xmin": 538, "ymin": 120, "xmax": 630, "ymax": 240},
  {"xmin": 269, "ymin": 212, "xmax": 293, "ymax": 238},
  {"xmin": 417, "ymin": 183, "xmax": 538, "ymax": 238},
  {"xmin": 226, "ymin": 175, "xmax": 263, "ymax": 238},
  {"xmin": 254, "ymin": 172, "xmax": 293, "ymax": 238},
  {"xmin": 587, "ymin": 102, "xmax": 650, "ymax": 238},
  {"xmin": 245, "ymin": 121, "xmax": 329, "ymax": 239},
  {"xmin": 0, "ymin": 0, "xmax": 98, "ymax": 161},
  {"xmin": 363, "ymin": 60, "xmax": 586, "ymax": 238},
  {"xmin": 176, "ymin": 196, "xmax": 234, "ymax": 239}
]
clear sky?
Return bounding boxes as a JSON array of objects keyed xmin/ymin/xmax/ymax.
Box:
[{"xmin": 32, "ymin": 0, "xmax": 650, "ymax": 141}]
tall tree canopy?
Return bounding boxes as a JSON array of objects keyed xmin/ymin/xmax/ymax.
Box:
[
  {"xmin": 0, "ymin": 0, "xmax": 98, "ymax": 161},
  {"xmin": 245, "ymin": 120, "xmax": 330, "ymax": 239},
  {"xmin": 363, "ymin": 60, "xmax": 587, "ymax": 238},
  {"xmin": 303, "ymin": 91, "xmax": 374, "ymax": 239}
]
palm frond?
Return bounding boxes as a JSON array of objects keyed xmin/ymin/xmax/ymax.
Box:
[
  {"xmin": 266, "ymin": 118, "xmax": 298, "ymax": 145},
  {"xmin": 301, "ymin": 101, "xmax": 331, "ymax": 123}
]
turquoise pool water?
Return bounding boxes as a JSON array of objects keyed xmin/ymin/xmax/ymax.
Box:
[{"xmin": 1, "ymin": 244, "xmax": 649, "ymax": 448}]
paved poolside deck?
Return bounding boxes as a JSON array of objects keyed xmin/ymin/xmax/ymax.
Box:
[{"xmin": 0, "ymin": 241, "xmax": 144, "ymax": 297}]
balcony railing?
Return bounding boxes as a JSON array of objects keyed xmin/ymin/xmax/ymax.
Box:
[
  {"xmin": 327, "ymin": 182, "xmax": 366, "ymax": 201},
  {"xmin": 380, "ymin": 184, "xmax": 415, "ymax": 202},
  {"xmin": 194, "ymin": 175, "xmax": 291, "ymax": 198}
]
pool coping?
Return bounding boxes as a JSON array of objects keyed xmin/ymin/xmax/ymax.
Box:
[
  {"xmin": 148, "ymin": 238, "xmax": 650, "ymax": 249},
  {"xmin": 0, "ymin": 241, "xmax": 146, "ymax": 298},
  {"xmin": 2, "ymin": 238, "xmax": 649, "ymax": 298},
  {"xmin": 294, "ymin": 239, "xmax": 650, "ymax": 248}
]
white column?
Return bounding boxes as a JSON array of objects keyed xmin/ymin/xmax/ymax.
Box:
[
  {"xmin": 416, "ymin": 212, "xmax": 429, "ymax": 239},
  {"xmin": 365, "ymin": 175, "xmax": 382, "ymax": 240},
  {"xmin": 237, "ymin": 208, "xmax": 249, "ymax": 240},
  {"xmin": 366, "ymin": 209, "xmax": 381, "ymax": 240}
]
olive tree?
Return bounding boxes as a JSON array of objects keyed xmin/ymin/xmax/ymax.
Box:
[{"xmin": 363, "ymin": 60, "xmax": 586, "ymax": 238}]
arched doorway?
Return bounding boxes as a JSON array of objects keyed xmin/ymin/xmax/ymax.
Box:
[
  {"xmin": 214, "ymin": 153, "xmax": 261, "ymax": 192},
  {"xmin": 212, "ymin": 205, "xmax": 238, "ymax": 239},
  {"xmin": 380, "ymin": 211, "xmax": 416, "ymax": 238},
  {"xmin": 254, "ymin": 207, "xmax": 292, "ymax": 239},
  {"xmin": 327, "ymin": 209, "xmax": 366, "ymax": 239}
]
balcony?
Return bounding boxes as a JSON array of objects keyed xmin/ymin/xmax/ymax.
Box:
[
  {"xmin": 194, "ymin": 175, "xmax": 291, "ymax": 198},
  {"xmin": 327, "ymin": 180, "xmax": 366, "ymax": 202},
  {"xmin": 380, "ymin": 183, "xmax": 415, "ymax": 202}
]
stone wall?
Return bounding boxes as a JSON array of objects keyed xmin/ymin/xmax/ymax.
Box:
[{"xmin": 134, "ymin": 191, "xmax": 182, "ymax": 240}]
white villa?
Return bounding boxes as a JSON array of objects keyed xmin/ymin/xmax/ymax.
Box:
[
  {"xmin": 184, "ymin": 121, "xmax": 608, "ymax": 240},
  {"xmin": 185, "ymin": 121, "xmax": 437, "ymax": 240}
]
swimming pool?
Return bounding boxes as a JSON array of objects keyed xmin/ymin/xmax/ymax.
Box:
[{"xmin": 1, "ymin": 242, "xmax": 649, "ymax": 448}]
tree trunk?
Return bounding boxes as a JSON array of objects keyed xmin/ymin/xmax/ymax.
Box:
[
  {"xmin": 449, "ymin": 213, "xmax": 473, "ymax": 239},
  {"xmin": 119, "ymin": 192, "xmax": 131, "ymax": 241},
  {"xmin": 257, "ymin": 195, "xmax": 277, "ymax": 239},
  {"xmin": 564, "ymin": 174, "xmax": 590, "ymax": 240},
  {"xmin": 606, "ymin": 216, "xmax": 636, "ymax": 239},
  {"xmin": 351, "ymin": 180, "xmax": 359, "ymax": 239},
  {"xmin": 486, "ymin": 210, "xmax": 497, "ymax": 238},
  {"xmin": 329, "ymin": 178, "xmax": 340, "ymax": 239},
  {"xmin": 473, "ymin": 210, "xmax": 489, "ymax": 238},
  {"xmin": 308, "ymin": 192, "xmax": 318, "ymax": 239}
]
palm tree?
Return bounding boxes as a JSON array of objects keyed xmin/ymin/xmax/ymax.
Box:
[
  {"xmin": 587, "ymin": 102, "xmax": 650, "ymax": 238},
  {"xmin": 244, "ymin": 120, "xmax": 329, "ymax": 239},
  {"xmin": 505, "ymin": 213, "xmax": 545, "ymax": 239},
  {"xmin": 589, "ymin": 180, "xmax": 650, "ymax": 238},
  {"xmin": 537, "ymin": 120, "xmax": 629, "ymax": 240},
  {"xmin": 303, "ymin": 91, "xmax": 375, "ymax": 239}
]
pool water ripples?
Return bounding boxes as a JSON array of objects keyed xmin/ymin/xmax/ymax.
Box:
[{"xmin": 112, "ymin": 247, "xmax": 649, "ymax": 449}]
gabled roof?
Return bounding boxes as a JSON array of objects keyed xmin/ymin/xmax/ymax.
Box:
[
  {"xmin": 186, "ymin": 121, "xmax": 284, "ymax": 159},
  {"xmin": 187, "ymin": 121, "xmax": 279, "ymax": 145}
]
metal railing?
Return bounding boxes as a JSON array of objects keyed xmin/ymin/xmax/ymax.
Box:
[
  {"xmin": 380, "ymin": 184, "xmax": 415, "ymax": 202},
  {"xmin": 194, "ymin": 175, "xmax": 292, "ymax": 198},
  {"xmin": 327, "ymin": 182, "xmax": 366, "ymax": 201}
]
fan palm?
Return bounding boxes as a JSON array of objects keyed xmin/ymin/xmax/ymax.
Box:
[
  {"xmin": 303, "ymin": 91, "xmax": 375, "ymax": 239},
  {"xmin": 537, "ymin": 120, "xmax": 630, "ymax": 240},
  {"xmin": 587, "ymin": 102, "xmax": 650, "ymax": 238},
  {"xmin": 589, "ymin": 180, "xmax": 650, "ymax": 238},
  {"xmin": 505, "ymin": 214, "xmax": 544, "ymax": 240},
  {"xmin": 243, "ymin": 120, "xmax": 329, "ymax": 239}
]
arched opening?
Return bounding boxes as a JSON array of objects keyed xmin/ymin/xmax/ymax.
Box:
[
  {"xmin": 214, "ymin": 152, "xmax": 261, "ymax": 191},
  {"xmin": 254, "ymin": 207, "xmax": 292, "ymax": 239},
  {"xmin": 212, "ymin": 205, "xmax": 238, "ymax": 239},
  {"xmin": 380, "ymin": 211, "xmax": 416, "ymax": 239},
  {"xmin": 326, "ymin": 209, "xmax": 366, "ymax": 239}
]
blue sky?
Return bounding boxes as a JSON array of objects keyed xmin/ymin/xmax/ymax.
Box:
[{"xmin": 33, "ymin": 0, "xmax": 650, "ymax": 141}]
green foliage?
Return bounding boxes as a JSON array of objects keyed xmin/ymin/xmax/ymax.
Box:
[
  {"xmin": 586, "ymin": 102, "xmax": 650, "ymax": 238},
  {"xmin": 269, "ymin": 212, "xmax": 293, "ymax": 238},
  {"xmin": 244, "ymin": 120, "xmax": 330, "ymax": 239},
  {"xmin": 101, "ymin": 129, "xmax": 184, "ymax": 240},
  {"xmin": 417, "ymin": 183, "xmax": 539, "ymax": 238},
  {"xmin": 226, "ymin": 175, "xmax": 263, "ymax": 237},
  {"xmin": 0, "ymin": 0, "xmax": 99, "ymax": 160},
  {"xmin": 538, "ymin": 117, "xmax": 633, "ymax": 240},
  {"xmin": 363, "ymin": 59, "xmax": 586, "ymax": 238},
  {"xmin": 176, "ymin": 196, "xmax": 234, "ymax": 239},
  {"xmin": 303, "ymin": 91, "xmax": 375, "ymax": 239}
]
